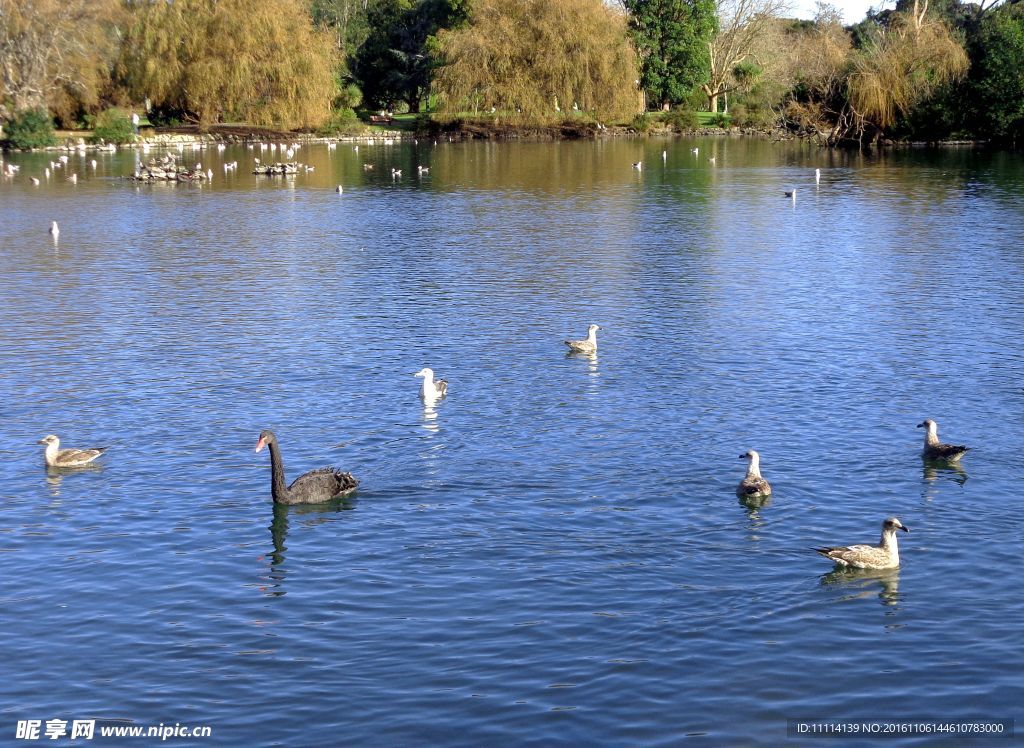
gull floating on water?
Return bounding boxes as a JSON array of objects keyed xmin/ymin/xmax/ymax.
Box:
[
  {"xmin": 917, "ymin": 419, "xmax": 969, "ymax": 461},
  {"xmin": 632, "ymin": 162, "xmax": 642, "ymax": 170},
  {"xmin": 815, "ymin": 168, "xmax": 821, "ymax": 184},
  {"xmin": 30, "ymin": 177, "xmax": 39, "ymax": 186},
  {"xmin": 815, "ymin": 517, "xmax": 909, "ymax": 570},
  {"xmin": 38, "ymin": 434, "xmax": 107, "ymax": 468},
  {"xmin": 414, "ymin": 367, "xmax": 448, "ymax": 399},
  {"xmin": 737, "ymin": 450, "xmax": 772, "ymax": 498},
  {"xmin": 49, "ymin": 221, "xmax": 59, "ymax": 238},
  {"xmin": 565, "ymin": 324, "xmax": 600, "ymax": 354},
  {"xmin": 336, "ymin": 185, "xmax": 343, "ymax": 193}
]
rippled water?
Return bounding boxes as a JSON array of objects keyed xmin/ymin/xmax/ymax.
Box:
[{"xmin": 2, "ymin": 138, "xmax": 1023, "ymax": 745}]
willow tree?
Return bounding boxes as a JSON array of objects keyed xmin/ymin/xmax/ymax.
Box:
[
  {"xmin": 119, "ymin": 0, "xmax": 337, "ymax": 129},
  {"xmin": 433, "ymin": 0, "xmax": 641, "ymax": 123},
  {"xmin": 0, "ymin": 0, "xmax": 122, "ymax": 124},
  {"xmin": 846, "ymin": 0, "xmax": 968, "ymax": 140}
]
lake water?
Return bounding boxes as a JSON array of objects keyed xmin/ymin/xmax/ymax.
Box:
[{"xmin": 1, "ymin": 137, "xmax": 1023, "ymax": 745}]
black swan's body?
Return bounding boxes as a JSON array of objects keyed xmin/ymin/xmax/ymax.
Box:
[{"xmin": 255, "ymin": 430, "xmax": 358, "ymax": 504}]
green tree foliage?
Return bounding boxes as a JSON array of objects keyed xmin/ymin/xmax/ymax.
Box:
[
  {"xmin": 623, "ymin": 0, "xmax": 717, "ymax": 110},
  {"xmin": 0, "ymin": 0, "xmax": 122, "ymax": 125},
  {"xmin": 91, "ymin": 106, "xmax": 134, "ymax": 144},
  {"xmin": 433, "ymin": 0, "xmax": 641, "ymax": 123},
  {"xmin": 352, "ymin": 0, "xmax": 467, "ymax": 112},
  {"xmin": 119, "ymin": 0, "xmax": 337, "ymax": 129},
  {"xmin": 2, "ymin": 106, "xmax": 57, "ymax": 148},
  {"xmin": 964, "ymin": 5, "xmax": 1024, "ymax": 141}
]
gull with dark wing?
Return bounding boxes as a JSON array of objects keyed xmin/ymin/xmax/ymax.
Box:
[
  {"xmin": 917, "ymin": 419, "xmax": 969, "ymax": 461},
  {"xmin": 737, "ymin": 450, "xmax": 771, "ymax": 498},
  {"xmin": 815, "ymin": 517, "xmax": 909, "ymax": 570},
  {"xmin": 38, "ymin": 434, "xmax": 107, "ymax": 467}
]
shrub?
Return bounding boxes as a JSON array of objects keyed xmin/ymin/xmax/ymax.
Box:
[
  {"xmin": 91, "ymin": 108, "xmax": 135, "ymax": 144},
  {"xmin": 3, "ymin": 109, "xmax": 58, "ymax": 149},
  {"xmin": 317, "ymin": 108, "xmax": 366, "ymax": 135},
  {"xmin": 711, "ymin": 112, "xmax": 731, "ymax": 128},
  {"xmin": 334, "ymin": 83, "xmax": 363, "ymax": 110},
  {"xmin": 664, "ymin": 108, "xmax": 699, "ymax": 131},
  {"xmin": 631, "ymin": 113, "xmax": 651, "ymax": 132}
]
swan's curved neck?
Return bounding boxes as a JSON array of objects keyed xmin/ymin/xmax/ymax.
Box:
[{"xmin": 266, "ymin": 441, "xmax": 289, "ymax": 501}]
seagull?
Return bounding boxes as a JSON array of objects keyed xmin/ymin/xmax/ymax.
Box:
[
  {"xmin": 30, "ymin": 177, "xmax": 39, "ymax": 186},
  {"xmin": 391, "ymin": 168, "xmax": 402, "ymax": 178},
  {"xmin": 691, "ymin": 147, "xmax": 699, "ymax": 155},
  {"xmin": 49, "ymin": 221, "xmax": 60, "ymax": 238},
  {"xmin": 414, "ymin": 367, "xmax": 448, "ymax": 399},
  {"xmin": 632, "ymin": 162, "xmax": 642, "ymax": 170},
  {"xmin": 38, "ymin": 434, "xmax": 108, "ymax": 468},
  {"xmin": 917, "ymin": 419, "xmax": 969, "ymax": 461},
  {"xmin": 737, "ymin": 450, "xmax": 771, "ymax": 498},
  {"xmin": 815, "ymin": 168, "xmax": 821, "ymax": 184},
  {"xmin": 662, "ymin": 150, "xmax": 667, "ymax": 162},
  {"xmin": 363, "ymin": 163, "xmax": 374, "ymax": 171},
  {"xmin": 565, "ymin": 324, "xmax": 600, "ymax": 354},
  {"xmin": 90, "ymin": 159, "xmax": 97, "ymax": 170},
  {"xmin": 815, "ymin": 517, "xmax": 909, "ymax": 570},
  {"xmin": 67, "ymin": 173, "xmax": 77, "ymax": 184},
  {"xmin": 417, "ymin": 165, "xmax": 429, "ymax": 175},
  {"xmin": 335, "ymin": 185, "xmax": 343, "ymax": 193}
]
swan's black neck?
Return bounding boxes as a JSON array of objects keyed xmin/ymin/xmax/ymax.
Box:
[{"xmin": 266, "ymin": 440, "xmax": 290, "ymax": 502}]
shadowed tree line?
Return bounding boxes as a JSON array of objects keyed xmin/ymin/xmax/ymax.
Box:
[{"xmin": 1, "ymin": 0, "xmax": 1022, "ymax": 146}]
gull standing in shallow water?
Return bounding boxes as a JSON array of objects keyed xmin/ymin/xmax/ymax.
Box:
[
  {"xmin": 565, "ymin": 324, "xmax": 600, "ymax": 354},
  {"xmin": 737, "ymin": 450, "xmax": 771, "ymax": 498},
  {"xmin": 414, "ymin": 368, "xmax": 448, "ymax": 399},
  {"xmin": 918, "ymin": 419, "xmax": 969, "ymax": 461},
  {"xmin": 38, "ymin": 434, "xmax": 107, "ymax": 467},
  {"xmin": 815, "ymin": 517, "xmax": 909, "ymax": 569}
]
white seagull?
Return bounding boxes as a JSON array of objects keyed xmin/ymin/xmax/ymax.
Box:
[
  {"xmin": 414, "ymin": 368, "xmax": 448, "ymax": 399},
  {"xmin": 815, "ymin": 517, "xmax": 909, "ymax": 570}
]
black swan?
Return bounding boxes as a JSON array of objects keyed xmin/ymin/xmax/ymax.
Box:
[{"xmin": 255, "ymin": 430, "xmax": 358, "ymax": 504}]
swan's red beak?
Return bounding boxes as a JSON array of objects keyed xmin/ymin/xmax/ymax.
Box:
[{"xmin": 255, "ymin": 436, "xmax": 266, "ymax": 453}]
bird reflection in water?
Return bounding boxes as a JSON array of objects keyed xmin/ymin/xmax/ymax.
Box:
[
  {"xmin": 44, "ymin": 463, "xmax": 104, "ymax": 497},
  {"xmin": 260, "ymin": 499, "xmax": 355, "ymax": 597},
  {"xmin": 923, "ymin": 459, "xmax": 968, "ymax": 488},
  {"xmin": 567, "ymin": 350, "xmax": 600, "ymax": 393},
  {"xmin": 738, "ymin": 493, "xmax": 771, "ymax": 539},
  {"xmin": 821, "ymin": 567, "xmax": 902, "ymax": 611}
]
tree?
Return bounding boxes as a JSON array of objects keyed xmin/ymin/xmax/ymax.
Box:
[
  {"xmin": 702, "ymin": 0, "xmax": 790, "ymax": 113},
  {"xmin": 962, "ymin": 3, "xmax": 1024, "ymax": 141},
  {"xmin": 846, "ymin": 0, "xmax": 968, "ymax": 137},
  {"xmin": 351, "ymin": 0, "xmax": 467, "ymax": 112},
  {"xmin": 433, "ymin": 0, "xmax": 641, "ymax": 123},
  {"xmin": 0, "ymin": 0, "xmax": 121, "ymax": 124},
  {"xmin": 119, "ymin": 0, "xmax": 337, "ymax": 129},
  {"xmin": 622, "ymin": 0, "xmax": 717, "ymax": 111}
]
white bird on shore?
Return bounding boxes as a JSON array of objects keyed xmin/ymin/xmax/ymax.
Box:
[
  {"xmin": 414, "ymin": 367, "xmax": 448, "ymax": 399},
  {"xmin": 815, "ymin": 518, "xmax": 909, "ymax": 570}
]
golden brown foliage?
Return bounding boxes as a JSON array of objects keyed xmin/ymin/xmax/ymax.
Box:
[
  {"xmin": 119, "ymin": 0, "xmax": 337, "ymax": 129},
  {"xmin": 433, "ymin": 0, "xmax": 641, "ymax": 124},
  {"xmin": 847, "ymin": 1, "xmax": 968, "ymax": 129},
  {"xmin": 0, "ymin": 0, "xmax": 122, "ymax": 123}
]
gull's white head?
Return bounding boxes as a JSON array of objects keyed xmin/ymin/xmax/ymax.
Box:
[
  {"xmin": 916, "ymin": 419, "xmax": 938, "ymax": 440},
  {"xmin": 414, "ymin": 368, "xmax": 434, "ymax": 380},
  {"xmin": 883, "ymin": 517, "xmax": 909, "ymax": 534},
  {"xmin": 38, "ymin": 434, "xmax": 59, "ymax": 447},
  {"xmin": 739, "ymin": 449, "xmax": 762, "ymax": 473},
  {"xmin": 589, "ymin": 324, "xmax": 600, "ymax": 334}
]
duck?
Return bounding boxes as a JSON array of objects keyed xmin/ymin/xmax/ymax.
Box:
[
  {"xmin": 736, "ymin": 450, "xmax": 771, "ymax": 498},
  {"xmin": 254, "ymin": 430, "xmax": 358, "ymax": 504},
  {"xmin": 917, "ymin": 419, "xmax": 969, "ymax": 461},
  {"xmin": 414, "ymin": 368, "xmax": 448, "ymax": 399},
  {"xmin": 565, "ymin": 324, "xmax": 600, "ymax": 354},
  {"xmin": 38, "ymin": 434, "xmax": 107, "ymax": 467},
  {"xmin": 784, "ymin": 188, "xmax": 796, "ymax": 198},
  {"xmin": 815, "ymin": 517, "xmax": 909, "ymax": 570}
]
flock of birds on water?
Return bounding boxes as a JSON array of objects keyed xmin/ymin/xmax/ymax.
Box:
[
  {"xmin": 36, "ymin": 319, "xmax": 970, "ymax": 572},
  {"xmin": 12, "ymin": 142, "xmax": 971, "ymax": 574}
]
